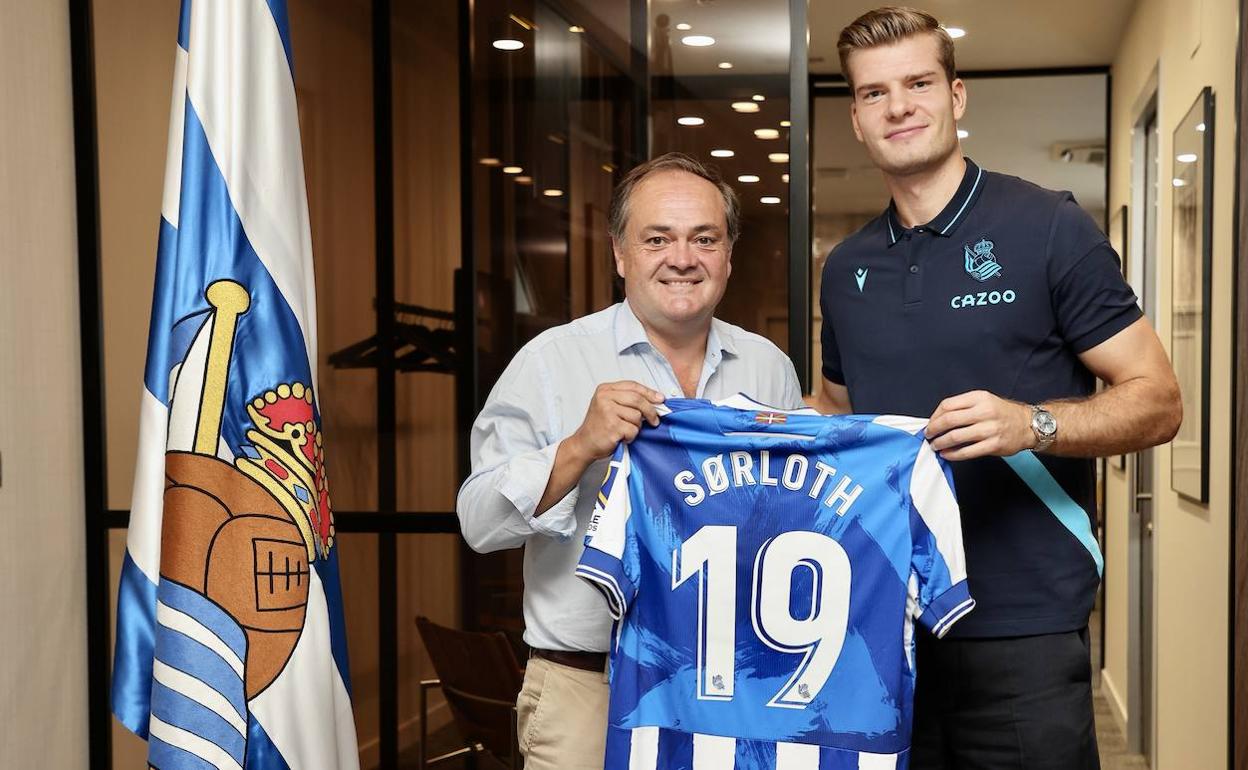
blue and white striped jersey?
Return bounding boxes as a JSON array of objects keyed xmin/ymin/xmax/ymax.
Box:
[{"xmin": 576, "ymin": 397, "xmax": 974, "ymax": 770}]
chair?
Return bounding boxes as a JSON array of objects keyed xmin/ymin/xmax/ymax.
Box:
[{"xmin": 415, "ymin": 615, "xmax": 525, "ymax": 769}]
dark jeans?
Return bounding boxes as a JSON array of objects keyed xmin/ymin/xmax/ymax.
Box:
[{"xmin": 911, "ymin": 628, "xmax": 1100, "ymax": 770}]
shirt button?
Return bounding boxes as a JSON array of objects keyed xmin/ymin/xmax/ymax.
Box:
[
  {"xmin": 916, "ymin": 227, "xmax": 926, "ymax": 233},
  {"xmin": 909, "ymin": 264, "xmax": 919, "ymax": 274}
]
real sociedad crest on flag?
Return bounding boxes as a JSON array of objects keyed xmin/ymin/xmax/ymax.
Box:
[{"xmin": 112, "ymin": 1, "xmax": 359, "ymax": 768}]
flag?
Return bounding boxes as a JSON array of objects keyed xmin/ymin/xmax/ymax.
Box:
[{"xmin": 111, "ymin": 0, "xmax": 359, "ymax": 767}]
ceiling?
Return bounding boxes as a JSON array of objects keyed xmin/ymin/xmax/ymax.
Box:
[
  {"xmin": 641, "ymin": 0, "xmax": 1137, "ymax": 77},
  {"xmin": 809, "ymin": 0, "xmax": 1137, "ymax": 74}
]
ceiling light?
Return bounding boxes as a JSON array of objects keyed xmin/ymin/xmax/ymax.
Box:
[
  {"xmin": 568, "ymin": 25, "xmax": 585, "ymax": 33},
  {"xmin": 1177, "ymin": 153, "xmax": 1198, "ymax": 163},
  {"xmin": 718, "ymin": 61, "xmax": 734, "ymax": 69},
  {"xmin": 601, "ymin": 163, "xmax": 615, "ymax": 173},
  {"xmin": 479, "ymin": 157, "xmax": 501, "ymax": 166},
  {"xmin": 542, "ymin": 188, "xmax": 564, "ymax": 197},
  {"xmin": 780, "ymin": 120, "xmax": 791, "ymax": 127},
  {"xmin": 754, "ymin": 128, "xmax": 780, "ymax": 140},
  {"xmin": 782, "ymin": 173, "xmax": 790, "ymax": 183},
  {"xmin": 677, "ymin": 116, "xmax": 705, "ymax": 126},
  {"xmin": 1197, "ymin": 123, "xmax": 1206, "ymax": 132},
  {"xmin": 737, "ymin": 174, "xmax": 760, "ymax": 183},
  {"xmin": 676, "ymin": 22, "xmax": 692, "ymax": 31},
  {"xmin": 492, "ymin": 39, "xmax": 524, "ymax": 51},
  {"xmin": 752, "ymin": 94, "xmax": 765, "ymax": 102},
  {"xmin": 768, "ymin": 152, "xmax": 789, "ymax": 163},
  {"xmin": 1172, "ymin": 178, "xmax": 1187, "ymax": 187},
  {"xmin": 502, "ymin": 165, "xmax": 523, "ymax": 174},
  {"xmin": 514, "ymin": 175, "xmax": 532, "ymax": 184},
  {"xmin": 732, "ymin": 102, "xmax": 760, "ymax": 113},
  {"xmin": 710, "ymin": 149, "xmax": 735, "ymax": 158},
  {"xmin": 760, "ymin": 196, "xmax": 781, "ymax": 205},
  {"xmin": 944, "ymin": 26, "xmax": 967, "ymax": 39},
  {"xmin": 957, "ymin": 129, "xmax": 970, "ymax": 139},
  {"xmin": 681, "ymin": 35, "xmax": 716, "ymax": 47}
]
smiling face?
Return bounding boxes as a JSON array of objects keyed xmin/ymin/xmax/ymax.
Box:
[
  {"xmin": 846, "ymin": 33, "xmax": 966, "ymax": 178},
  {"xmin": 613, "ymin": 169, "xmax": 732, "ymax": 339}
]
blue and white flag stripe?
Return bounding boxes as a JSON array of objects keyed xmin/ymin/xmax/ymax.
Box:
[{"xmin": 112, "ymin": 0, "xmax": 358, "ymax": 767}]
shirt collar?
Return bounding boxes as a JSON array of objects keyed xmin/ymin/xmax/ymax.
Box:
[
  {"xmin": 885, "ymin": 157, "xmax": 984, "ymax": 246},
  {"xmin": 613, "ymin": 299, "xmax": 737, "ymax": 358}
]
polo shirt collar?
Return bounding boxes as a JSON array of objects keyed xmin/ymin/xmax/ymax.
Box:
[
  {"xmin": 885, "ymin": 157, "xmax": 985, "ymax": 246},
  {"xmin": 614, "ymin": 299, "xmax": 737, "ymax": 358}
]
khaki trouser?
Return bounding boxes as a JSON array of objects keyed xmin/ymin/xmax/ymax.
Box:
[{"xmin": 515, "ymin": 656, "xmax": 609, "ymax": 770}]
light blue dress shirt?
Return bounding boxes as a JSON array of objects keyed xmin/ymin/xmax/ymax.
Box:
[{"xmin": 456, "ymin": 300, "xmax": 804, "ymax": 652}]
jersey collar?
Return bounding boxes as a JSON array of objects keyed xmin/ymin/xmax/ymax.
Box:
[{"xmin": 884, "ymin": 157, "xmax": 985, "ymax": 246}]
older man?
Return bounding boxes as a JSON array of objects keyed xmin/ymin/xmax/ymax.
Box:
[{"xmin": 457, "ymin": 152, "xmax": 803, "ymax": 769}]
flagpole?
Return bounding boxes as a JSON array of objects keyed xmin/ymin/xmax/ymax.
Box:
[{"xmin": 193, "ymin": 280, "xmax": 250, "ymax": 456}]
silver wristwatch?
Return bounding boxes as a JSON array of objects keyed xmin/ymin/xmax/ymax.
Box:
[{"xmin": 1029, "ymin": 404, "xmax": 1058, "ymax": 452}]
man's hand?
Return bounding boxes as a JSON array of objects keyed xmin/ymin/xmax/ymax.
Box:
[
  {"xmin": 566, "ymin": 381, "xmax": 666, "ymax": 463},
  {"xmin": 925, "ymin": 390, "xmax": 1035, "ymax": 461},
  {"xmin": 535, "ymin": 382, "xmax": 666, "ymax": 516}
]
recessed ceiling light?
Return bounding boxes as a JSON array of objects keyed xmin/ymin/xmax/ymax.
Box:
[
  {"xmin": 732, "ymin": 102, "xmax": 760, "ymax": 113},
  {"xmin": 601, "ymin": 163, "xmax": 615, "ymax": 173},
  {"xmin": 754, "ymin": 128, "xmax": 780, "ymax": 140},
  {"xmin": 681, "ymin": 35, "xmax": 716, "ymax": 47},
  {"xmin": 711, "ymin": 149, "xmax": 735, "ymax": 158},
  {"xmin": 568, "ymin": 25, "xmax": 585, "ymax": 33},
  {"xmin": 514, "ymin": 175, "xmax": 532, "ymax": 184},
  {"xmin": 957, "ymin": 129, "xmax": 970, "ymax": 139},
  {"xmin": 944, "ymin": 26, "xmax": 967, "ymax": 39},
  {"xmin": 718, "ymin": 61, "xmax": 734, "ymax": 69},
  {"xmin": 780, "ymin": 120, "xmax": 791, "ymax": 127},
  {"xmin": 768, "ymin": 152, "xmax": 789, "ymax": 163},
  {"xmin": 502, "ymin": 165, "xmax": 523, "ymax": 174},
  {"xmin": 1177, "ymin": 153, "xmax": 1198, "ymax": 163},
  {"xmin": 677, "ymin": 116, "xmax": 705, "ymax": 126},
  {"xmin": 1172, "ymin": 178, "xmax": 1187, "ymax": 187},
  {"xmin": 737, "ymin": 174, "xmax": 760, "ymax": 183},
  {"xmin": 1196, "ymin": 122, "xmax": 1206, "ymax": 132},
  {"xmin": 492, "ymin": 39, "xmax": 524, "ymax": 51},
  {"xmin": 760, "ymin": 196, "xmax": 782, "ymax": 205},
  {"xmin": 543, "ymin": 188, "xmax": 564, "ymax": 197},
  {"xmin": 782, "ymin": 173, "xmax": 789, "ymax": 183},
  {"xmin": 479, "ymin": 157, "xmax": 501, "ymax": 166},
  {"xmin": 752, "ymin": 94, "xmax": 765, "ymax": 102},
  {"xmin": 676, "ymin": 22, "xmax": 692, "ymax": 30}
]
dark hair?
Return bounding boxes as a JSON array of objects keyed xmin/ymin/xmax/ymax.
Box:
[
  {"xmin": 608, "ymin": 152, "xmax": 741, "ymax": 245},
  {"xmin": 837, "ymin": 6, "xmax": 957, "ymax": 92}
]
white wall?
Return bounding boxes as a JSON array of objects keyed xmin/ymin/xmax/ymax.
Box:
[
  {"xmin": 1103, "ymin": 0, "xmax": 1238, "ymax": 767},
  {"xmin": 0, "ymin": 0, "xmax": 89, "ymax": 765}
]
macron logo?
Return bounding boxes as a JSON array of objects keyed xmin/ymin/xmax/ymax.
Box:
[{"xmin": 855, "ymin": 267, "xmax": 868, "ymax": 292}]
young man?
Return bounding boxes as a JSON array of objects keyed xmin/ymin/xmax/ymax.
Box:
[
  {"xmin": 820, "ymin": 7, "xmax": 1182, "ymax": 769},
  {"xmin": 457, "ymin": 153, "xmax": 803, "ymax": 769}
]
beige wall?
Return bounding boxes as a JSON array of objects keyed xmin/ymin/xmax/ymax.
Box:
[
  {"xmin": 94, "ymin": 0, "xmax": 463, "ymax": 765},
  {"xmin": 1103, "ymin": 0, "xmax": 1237, "ymax": 766},
  {"xmin": 0, "ymin": 0, "xmax": 89, "ymax": 765}
]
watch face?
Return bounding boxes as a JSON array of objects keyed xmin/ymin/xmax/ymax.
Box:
[{"xmin": 1035, "ymin": 411, "xmax": 1057, "ymax": 436}]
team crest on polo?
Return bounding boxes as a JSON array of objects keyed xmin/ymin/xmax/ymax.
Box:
[{"xmin": 964, "ymin": 236, "xmax": 1002, "ymax": 282}]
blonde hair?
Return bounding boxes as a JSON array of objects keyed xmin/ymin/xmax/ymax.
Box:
[{"xmin": 837, "ymin": 6, "xmax": 957, "ymax": 91}]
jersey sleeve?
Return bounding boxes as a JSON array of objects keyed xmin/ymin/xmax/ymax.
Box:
[
  {"xmin": 907, "ymin": 440, "xmax": 976, "ymax": 637},
  {"xmin": 575, "ymin": 444, "xmax": 640, "ymax": 620},
  {"xmin": 1047, "ymin": 195, "xmax": 1143, "ymax": 353}
]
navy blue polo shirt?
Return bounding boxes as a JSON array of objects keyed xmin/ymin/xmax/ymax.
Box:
[{"xmin": 820, "ymin": 158, "xmax": 1142, "ymax": 637}]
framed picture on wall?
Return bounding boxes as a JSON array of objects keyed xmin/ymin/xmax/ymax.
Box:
[
  {"xmin": 1110, "ymin": 204, "xmax": 1129, "ymax": 279},
  {"xmin": 1170, "ymin": 86, "xmax": 1214, "ymax": 504},
  {"xmin": 1107, "ymin": 204, "xmax": 1129, "ymax": 472}
]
